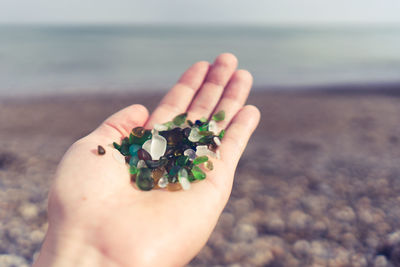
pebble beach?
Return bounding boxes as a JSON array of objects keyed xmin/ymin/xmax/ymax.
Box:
[{"xmin": 1, "ymin": 86, "xmax": 400, "ymax": 266}]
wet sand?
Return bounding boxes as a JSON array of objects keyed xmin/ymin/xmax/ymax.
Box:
[{"xmin": 1, "ymin": 85, "xmax": 400, "ymax": 266}]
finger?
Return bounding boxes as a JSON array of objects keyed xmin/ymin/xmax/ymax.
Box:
[
  {"xmin": 145, "ymin": 61, "xmax": 210, "ymax": 128},
  {"xmin": 220, "ymin": 105, "xmax": 260, "ymax": 165},
  {"xmin": 187, "ymin": 53, "xmax": 238, "ymax": 121},
  {"xmin": 92, "ymin": 104, "xmax": 149, "ymax": 140},
  {"xmin": 211, "ymin": 69, "xmax": 253, "ymax": 129}
]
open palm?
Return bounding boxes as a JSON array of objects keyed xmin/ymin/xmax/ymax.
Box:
[{"xmin": 35, "ymin": 53, "xmax": 260, "ymax": 267}]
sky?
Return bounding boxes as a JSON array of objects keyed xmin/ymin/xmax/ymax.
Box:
[{"xmin": 1, "ymin": 0, "xmax": 400, "ymax": 25}]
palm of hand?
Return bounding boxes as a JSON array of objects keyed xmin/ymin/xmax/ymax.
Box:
[{"xmin": 44, "ymin": 54, "xmax": 260, "ymax": 267}]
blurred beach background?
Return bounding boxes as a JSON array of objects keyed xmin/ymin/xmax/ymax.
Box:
[{"xmin": 1, "ymin": 0, "xmax": 400, "ymax": 266}]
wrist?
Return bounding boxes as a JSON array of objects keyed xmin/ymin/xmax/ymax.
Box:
[{"xmin": 33, "ymin": 225, "xmax": 119, "ymax": 267}]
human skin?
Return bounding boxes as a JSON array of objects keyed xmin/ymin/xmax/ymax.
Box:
[{"xmin": 33, "ymin": 53, "xmax": 260, "ymax": 267}]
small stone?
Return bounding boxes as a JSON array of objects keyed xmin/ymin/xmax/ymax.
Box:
[
  {"xmin": 132, "ymin": 126, "xmax": 146, "ymax": 137},
  {"xmin": 113, "ymin": 150, "xmax": 126, "ymax": 164},
  {"xmin": 150, "ymin": 134, "xmax": 167, "ymax": 160},
  {"xmin": 129, "ymin": 144, "xmax": 141, "ymax": 156},
  {"xmin": 158, "ymin": 176, "xmax": 168, "ymax": 188},
  {"xmin": 293, "ymin": 240, "xmax": 311, "ymax": 258},
  {"xmin": 97, "ymin": 145, "xmax": 106, "ymax": 155},
  {"xmin": 19, "ymin": 203, "xmax": 39, "ymax": 220},
  {"xmin": 136, "ymin": 168, "xmax": 154, "ymax": 191},
  {"xmin": 184, "ymin": 149, "xmax": 196, "ymax": 160},
  {"xmin": 232, "ymin": 223, "xmax": 258, "ymax": 242},
  {"xmin": 173, "ymin": 113, "xmax": 187, "ymax": 126},
  {"xmin": 373, "ymin": 255, "xmax": 388, "ymax": 267},
  {"xmin": 193, "ymin": 156, "xmax": 208, "ymax": 165},
  {"xmin": 204, "ymin": 160, "xmax": 214, "ymax": 170},
  {"xmin": 199, "ymin": 131, "xmax": 214, "ymax": 136},
  {"xmin": 212, "ymin": 110, "xmax": 225, "ymax": 122},
  {"xmin": 208, "ymin": 120, "xmax": 218, "ymax": 134},
  {"xmin": 137, "ymin": 148, "xmax": 152, "ymax": 161},
  {"xmin": 189, "ymin": 128, "xmax": 202, "ymax": 142},
  {"xmin": 191, "ymin": 166, "xmax": 206, "ymax": 180},
  {"xmin": 129, "ymin": 155, "xmax": 139, "ymax": 166}
]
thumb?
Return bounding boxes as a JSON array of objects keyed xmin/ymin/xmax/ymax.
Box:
[{"xmin": 91, "ymin": 104, "xmax": 149, "ymax": 141}]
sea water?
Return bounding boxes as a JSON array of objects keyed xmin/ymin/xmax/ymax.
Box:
[{"xmin": 0, "ymin": 24, "xmax": 399, "ymax": 96}]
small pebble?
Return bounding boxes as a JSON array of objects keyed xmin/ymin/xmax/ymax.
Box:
[
  {"xmin": 97, "ymin": 145, "xmax": 106, "ymax": 155},
  {"xmin": 158, "ymin": 176, "xmax": 168, "ymax": 188}
]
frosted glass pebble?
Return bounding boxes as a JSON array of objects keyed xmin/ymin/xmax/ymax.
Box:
[
  {"xmin": 188, "ymin": 128, "xmax": 202, "ymax": 142},
  {"xmin": 158, "ymin": 176, "xmax": 168, "ymax": 188},
  {"xmin": 183, "ymin": 149, "xmax": 196, "ymax": 160},
  {"xmin": 150, "ymin": 134, "xmax": 167, "ymax": 160},
  {"xmin": 137, "ymin": 160, "xmax": 147, "ymax": 168},
  {"xmin": 154, "ymin": 123, "xmax": 168, "ymax": 131},
  {"xmin": 113, "ymin": 150, "xmax": 125, "ymax": 164},
  {"xmin": 142, "ymin": 140, "xmax": 152, "ymax": 154},
  {"xmin": 195, "ymin": 145, "xmax": 217, "ymax": 158},
  {"xmin": 213, "ymin": 136, "xmax": 221, "ymax": 146},
  {"xmin": 179, "ymin": 177, "xmax": 191, "ymax": 190},
  {"xmin": 178, "ymin": 168, "xmax": 190, "ymax": 190},
  {"xmin": 208, "ymin": 120, "xmax": 219, "ymax": 134}
]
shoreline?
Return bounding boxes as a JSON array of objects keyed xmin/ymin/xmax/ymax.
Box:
[{"xmin": 1, "ymin": 84, "xmax": 400, "ymax": 265}]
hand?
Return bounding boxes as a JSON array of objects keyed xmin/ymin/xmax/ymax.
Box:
[{"xmin": 34, "ymin": 53, "xmax": 260, "ymax": 267}]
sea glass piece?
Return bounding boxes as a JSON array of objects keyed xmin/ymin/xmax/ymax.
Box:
[
  {"xmin": 136, "ymin": 168, "xmax": 154, "ymax": 191},
  {"xmin": 137, "ymin": 160, "xmax": 147, "ymax": 169},
  {"xmin": 145, "ymin": 157, "xmax": 168, "ymax": 169},
  {"xmin": 150, "ymin": 134, "xmax": 167, "ymax": 160},
  {"xmin": 142, "ymin": 140, "xmax": 152, "ymax": 154},
  {"xmin": 130, "ymin": 165, "xmax": 138, "ymax": 175},
  {"xmin": 120, "ymin": 144, "xmax": 130, "ymax": 156},
  {"xmin": 154, "ymin": 123, "xmax": 168, "ymax": 131},
  {"xmin": 130, "ymin": 130, "xmax": 152, "ymax": 145},
  {"xmin": 129, "ymin": 144, "xmax": 141, "ymax": 156},
  {"xmin": 137, "ymin": 149, "xmax": 152, "ymax": 161},
  {"xmin": 132, "ymin": 126, "xmax": 146, "ymax": 137},
  {"xmin": 193, "ymin": 156, "xmax": 208, "ymax": 165},
  {"xmin": 178, "ymin": 168, "xmax": 190, "ymax": 190},
  {"xmin": 163, "ymin": 121, "xmax": 174, "ymax": 130},
  {"xmin": 169, "ymin": 165, "xmax": 180, "ymax": 177},
  {"xmin": 158, "ymin": 176, "xmax": 168, "ymax": 188},
  {"xmin": 188, "ymin": 128, "xmax": 202, "ymax": 142},
  {"xmin": 213, "ymin": 136, "xmax": 221, "ymax": 146},
  {"xmin": 208, "ymin": 120, "xmax": 218, "ymax": 134},
  {"xmin": 199, "ymin": 131, "xmax": 214, "ymax": 136},
  {"xmin": 173, "ymin": 113, "xmax": 187, "ymax": 126},
  {"xmin": 196, "ymin": 145, "xmax": 217, "ymax": 158},
  {"xmin": 183, "ymin": 149, "xmax": 196, "ymax": 161},
  {"xmin": 129, "ymin": 155, "xmax": 139, "ymax": 166},
  {"xmin": 191, "ymin": 166, "xmax": 206, "ymax": 180},
  {"xmin": 219, "ymin": 129, "xmax": 225, "ymax": 139},
  {"xmin": 176, "ymin": 155, "xmax": 189, "ymax": 166},
  {"xmin": 212, "ymin": 110, "xmax": 225, "ymax": 122},
  {"xmin": 204, "ymin": 160, "xmax": 214, "ymax": 171},
  {"xmin": 198, "ymin": 123, "xmax": 209, "ymax": 132},
  {"xmin": 167, "ymin": 182, "xmax": 182, "ymax": 191},
  {"xmin": 113, "ymin": 142, "xmax": 121, "ymax": 150}
]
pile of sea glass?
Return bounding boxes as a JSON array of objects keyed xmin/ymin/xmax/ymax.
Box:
[{"xmin": 112, "ymin": 111, "xmax": 225, "ymax": 191}]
